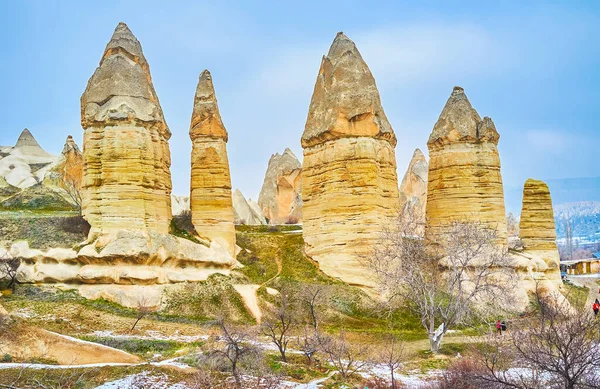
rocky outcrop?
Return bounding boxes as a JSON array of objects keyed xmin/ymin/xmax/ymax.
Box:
[
  {"xmin": 425, "ymin": 87, "xmax": 507, "ymax": 245},
  {"xmin": 7, "ymin": 23, "xmax": 238, "ymax": 305},
  {"xmin": 233, "ymin": 189, "xmax": 266, "ymax": 225},
  {"xmin": 43, "ymin": 135, "xmax": 84, "ymax": 197},
  {"xmin": 189, "ymin": 70, "xmax": 236, "ymax": 256},
  {"xmin": 258, "ymin": 148, "xmax": 302, "ymax": 224},
  {"xmin": 0, "ymin": 129, "xmax": 57, "ymax": 189},
  {"xmin": 171, "ymin": 195, "xmax": 190, "ymax": 216},
  {"xmin": 517, "ymin": 179, "xmax": 562, "ymax": 286},
  {"xmin": 301, "ymin": 32, "xmax": 399, "ymax": 287},
  {"xmin": 399, "ymin": 148, "xmax": 428, "ymax": 232},
  {"xmin": 81, "ymin": 22, "xmax": 172, "ymax": 237}
]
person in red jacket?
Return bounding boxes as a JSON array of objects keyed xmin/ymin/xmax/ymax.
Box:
[
  {"xmin": 593, "ymin": 299, "xmax": 599, "ymax": 316},
  {"xmin": 496, "ymin": 319, "xmax": 502, "ymax": 334}
]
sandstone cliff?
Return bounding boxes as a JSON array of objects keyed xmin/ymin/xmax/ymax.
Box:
[
  {"xmin": 43, "ymin": 136, "xmax": 84, "ymax": 197},
  {"xmin": 233, "ymin": 189, "xmax": 266, "ymax": 225},
  {"xmin": 302, "ymin": 32, "xmax": 399, "ymax": 287},
  {"xmin": 425, "ymin": 87, "xmax": 507, "ymax": 245},
  {"xmin": 258, "ymin": 148, "xmax": 302, "ymax": 224},
  {"xmin": 399, "ymin": 148, "xmax": 428, "ymax": 233},
  {"xmin": 81, "ymin": 22, "xmax": 172, "ymax": 237},
  {"xmin": 189, "ymin": 70, "xmax": 236, "ymax": 256}
]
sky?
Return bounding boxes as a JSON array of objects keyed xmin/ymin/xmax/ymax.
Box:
[{"xmin": 1, "ymin": 1, "xmax": 599, "ymax": 213}]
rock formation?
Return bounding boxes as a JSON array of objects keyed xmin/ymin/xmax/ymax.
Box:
[
  {"xmin": 399, "ymin": 148, "xmax": 428, "ymax": 231},
  {"xmin": 516, "ymin": 179, "xmax": 562, "ymax": 286},
  {"xmin": 425, "ymin": 87, "xmax": 507, "ymax": 245},
  {"xmin": 301, "ymin": 32, "xmax": 399, "ymax": 287},
  {"xmin": 233, "ymin": 189, "xmax": 267, "ymax": 225},
  {"xmin": 258, "ymin": 148, "xmax": 302, "ymax": 224},
  {"xmin": 80, "ymin": 22, "xmax": 172, "ymax": 237},
  {"xmin": 189, "ymin": 70, "xmax": 236, "ymax": 256},
  {"xmin": 171, "ymin": 195, "xmax": 190, "ymax": 216},
  {"xmin": 8, "ymin": 23, "xmax": 239, "ymax": 308},
  {"xmin": 0, "ymin": 129, "xmax": 57, "ymax": 189},
  {"xmin": 43, "ymin": 135, "xmax": 84, "ymax": 196}
]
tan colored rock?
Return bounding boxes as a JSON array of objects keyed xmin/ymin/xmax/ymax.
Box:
[
  {"xmin": 258, "ymin": 148, "xmax": 302, "ymax": 224},
  {"xmin": 43, "ymin": 135, "xmax": 84, "ymax": 197},
  {"xmin": 425, "ymin": 87, "xmax": 507, "ymax": 245},
  {"xmin": 233, "ymin": 189, "xmax": 266, "ymax": 225},
  {"xmin": 518, "ymin": 178, "xmax": 562, "ymax": 286},
  {"xmin": 399, "ymin": 148, "xmax": 428, "ymax": 233},
  {"xmin": 301, "ymin": 32, "xmax": 399, "ymax": 287},
  {"xmin": 189, "ymin": 70, "xmax": 236, "ymax": 256},
  {"xmin": 81, "ymin": 22, "xmax": 172, "ymax": 238}
]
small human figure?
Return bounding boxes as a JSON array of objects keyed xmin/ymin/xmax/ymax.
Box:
[
  {"xmin": 594, "ymin": 300, "xmax": 600, "ymax": 317},
  {"xmin": 501, "ymin": 320, "xmax": 507, "ymax": 332},
  {"xmin": 496, "ymin": 319, "xmax": 502, "ymax": 335}
]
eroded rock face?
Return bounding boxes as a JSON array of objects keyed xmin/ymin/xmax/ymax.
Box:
[
  {"xmin": 399, "ymin": 148, "xmax": 428, "ymax": 233},
  {"xmin": 425, "ymin": 87, "xmax": 507, "ymax": 245},
  {"xmin": 518, "ymin": 179, "xmax": 562, "ymax": 286},
  {"xmin": 43, "ymin": 135, "xmax": 84, "ymax": 194},
  {"xmin": 189, "ymin": 70, "xmax": 236, "ymax": 256},
  {"xmin": 302, "ymin": 32, "xmax": 399, "ymax": 287},
  {"xmin": 258, "ymin": 148, "xmax": 302, "ymax": 224},
  {"xmin": 233, "ymin": 189, "xmax": 266, "ymax": 225},
  {"xmin": 81, "ymin": 22, "xmax": 172, "ymax": 237}
]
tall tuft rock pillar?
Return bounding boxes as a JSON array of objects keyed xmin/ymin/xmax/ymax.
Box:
[
  {"xmin": 189, "ymin": 70, "xmax": 236, "ymax": 256},
  {"xmin": 425, "ymin": 86, "xmax": 507, "ymax": 245},
  {"xmin": 301, "ymin": 32, "xmax": 399, "ymax": 287},
  {"xmin": 80, "ymin": 22, "xmax": 172, "ymax": 238}
]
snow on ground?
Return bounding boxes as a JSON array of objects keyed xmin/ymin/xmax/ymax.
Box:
[
  {"xmin": 91, "ymin": 330, "xmax": 209, "ymax": 343},
  {"xmin": 94, "ymin": 372, "xmax": 188, "ymax": 389}
]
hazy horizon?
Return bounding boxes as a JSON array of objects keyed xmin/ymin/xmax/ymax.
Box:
[{"xmin": 2, "ymin": 1, "xmax": 599, "ymax": 210}]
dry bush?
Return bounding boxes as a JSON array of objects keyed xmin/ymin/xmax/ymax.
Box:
[
  {"xmin": 260, "ymin": 286, "xmax": 297, "ymax": 362},
  {"xmin": 0, "ymin": 250, "xmax": 20, "ymax": 292},
  {"xmin": 318, "ymin": 330, "xmax": 371, "ymax": 379},
  {"xmin": 424, "ymin": 358, "xmax": 484, "ymax": 389},
  {"xmin": 59, "ymin": 215, "xmax": 91, "ymax": 235},
  {"xmin": 284, "ymin": 215, "xmax": 299, "ymax": 225}
]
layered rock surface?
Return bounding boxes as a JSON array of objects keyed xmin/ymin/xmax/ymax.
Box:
[
  {"xmin": 189, "ymin": 70, "xmax": 236, "ymax": 256},
  {"xmin": 43, "ymin": 135, "xmax": 84, "ymax": 196},
  {"xmin": 302, "ymin": 32, "xmax": 399, "ymax": 287},
  {"xmin": 516, "ymin": 179, "xmax": 562, "ymax": 286},
  {"xmin": 425, "ymin": 87, "xmax": 507, "ymax": 245},
  {"xmin": 233, "ymin": 189, "xmax": 266, "ymax": 225},
  {"xmin": 81, "ymin": 22, "xmax": 172, "ymax": 237},
  {"xmin": 258, "ymin": 148, "xmax": 302, "ymax": 224},
  {"xmin": 399, "ymin": 148, "xmax": 428, "ymax": 233}
]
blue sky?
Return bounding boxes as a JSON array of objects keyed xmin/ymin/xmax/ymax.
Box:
[{"xmin": 1, "ymin": 1, "xmax": 598, "ymax": 212}]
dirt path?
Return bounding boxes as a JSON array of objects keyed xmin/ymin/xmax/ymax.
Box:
[
  {"xmin": 233, "ymin": 248, "xmax": 283, "ymax": 323},
  {"xmin": 233, "ymin": 284, "xmax": 262, "ymax": 322}
]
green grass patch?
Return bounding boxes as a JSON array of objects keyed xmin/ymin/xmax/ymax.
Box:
[
  {"xmin": 79, "ymin": 335, "xmax": 203, "ymax": 358},
  {"xmin": 563, "ymin": 282, "xmax": 589, "ymax": 310}
]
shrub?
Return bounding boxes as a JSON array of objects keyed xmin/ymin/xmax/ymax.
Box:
[
  {"xmin": 59, "ymin": 215, "xmax": 91, "ymax": 235},
  {"xmin": 2, "ymin": 353, "xmax": 12, "ymax": 362}
]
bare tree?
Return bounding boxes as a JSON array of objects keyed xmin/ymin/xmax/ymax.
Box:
[
  {"xmin": 61, "ymin": 173, "xmax": 82, "ymax": 215},
  {"xmin": 296, "ymin": 324, "xmax": 320, "ymax": 365},
  {"xmin": 261, "ymin": 287, "xmax": 296, "ymax": 362},
  {"xmin": 211, "ymin": 319, "xmax": 260, "ymax": 388},
  {"xmin": 319, "ymin": 330, "xmax": 371, "ymax": 379},
  {"xmin": 374, "ymin": 334, "xmax": 404, "ymax": 389},
  {"xmin": 130, "ymin": 296, "xmax": 153, "ymax": 332},
  {"xmin": 470, "ymin": 288, "xmax": 600, "ymax": 389},
  {"xmin": 0, "ymin": 251, "xmax": 20, "ymax": 293},
  {"xmin": 298, "ymin": 283, "xmax": 330, "ymax": 331},
  {"xmin": 368, "ymin": 217, "xmax": 515, "ymax": 353}
]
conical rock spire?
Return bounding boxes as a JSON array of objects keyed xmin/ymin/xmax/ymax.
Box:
[
  {"xmin": 81, "ymin": 22, "xmax": 169, "ymax": 138},
  {"xmin": 80, "ymin": 22, "xmax": 172, "ymax": 237},
  {"xmin": 301, "ymin": 32, "xmax": 399, "ymax": 287},
  {"xmin": 428, "ymin": 86, "xmax": 499, "ymax": 146},
  {"xmin": 302, "ymin": 32, "xmax": 395, "ymax": 148},
  {"xmin": 15, "ymin": 128, "xmax": 42, "ymax": 149},
  {"xmin": 190, "ymin": 70, "xmax": 228, "ymax": 140},
  {"xmin": 425, "ymin": 86, "xmax": 507, "ymax": 246}
]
